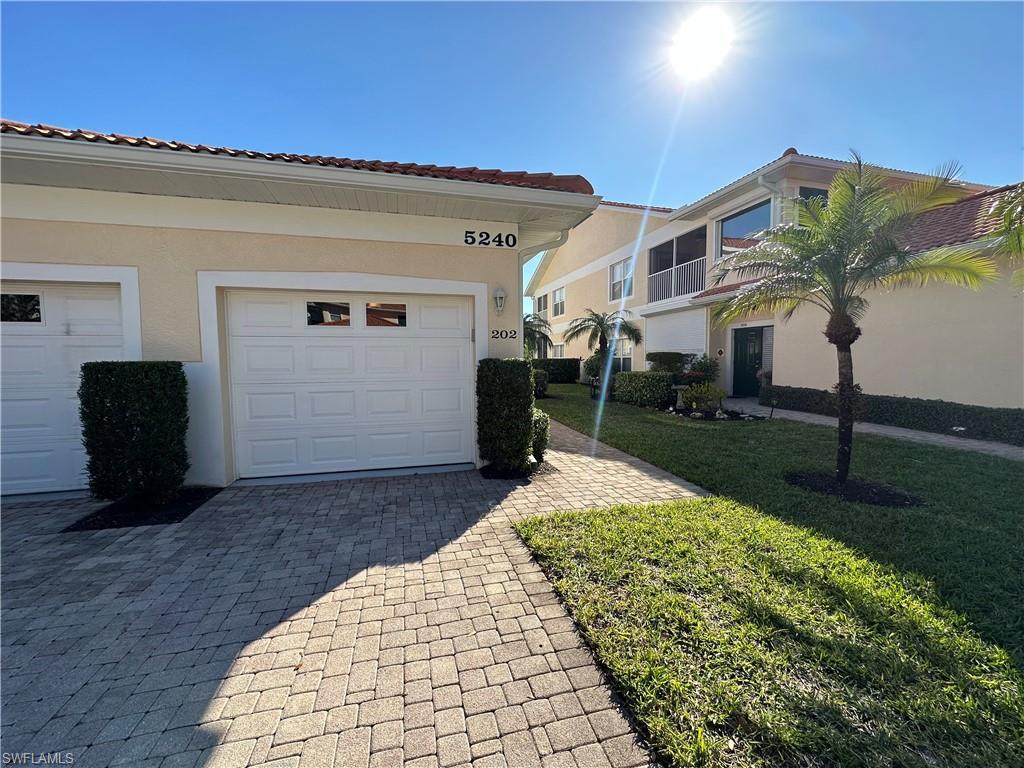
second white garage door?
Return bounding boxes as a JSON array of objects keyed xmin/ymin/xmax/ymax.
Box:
[{"xmin": 227, "ymin": 290, "xmax": 475, "ymax": 478}]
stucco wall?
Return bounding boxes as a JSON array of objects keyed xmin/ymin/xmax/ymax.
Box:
[
  {"xmin": 771, "ymin": 272, "xmax": 1023, "ymax": 408},
  {"xmin": 535, "ymin": 206, "xmax": 670, "ymax": 288},
  {"xmin": 2, "ymin": 217, "xmax": 523, "ymax": 360}
]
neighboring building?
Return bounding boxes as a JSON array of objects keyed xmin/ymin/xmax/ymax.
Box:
[
  {"xmin": 527, "ymin": 150, "xmax": 1022, "ymax": 409},
  {"xmin": 0, "ymin": 119, "xmax": 599, "ymax": 494}
]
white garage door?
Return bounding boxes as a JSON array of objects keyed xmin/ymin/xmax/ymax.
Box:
[
  {"xmin": 227, "ymin": 290, "xmax": 475, "ymax": 478},
  {"xmin": 1, "ymin": 282, "xmax": 125, "ymax": 494}
]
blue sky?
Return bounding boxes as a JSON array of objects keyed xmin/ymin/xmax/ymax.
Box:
[{"xmin": 3, "ymin": 2, "xmax": 1022, "ymax": 292}]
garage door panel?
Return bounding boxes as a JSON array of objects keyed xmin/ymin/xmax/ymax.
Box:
[
  {"xmin": 1, "ymin": 282, "xmax": 124, "ymax": 494},
  {"xmin": 228, "ymin": 290, "xmax": 474, "ymax": 478}
]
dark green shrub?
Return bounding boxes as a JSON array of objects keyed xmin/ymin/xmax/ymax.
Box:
[
  {"xmin": 533, "ymin": 369, "xmax": 549, "ymax": 399},
  {"xmin": 763, "ymin": 384, "xmax": 1024, "ymax": 446},
  {"xmin": 532, "ymin": 408, "xmax": 551, "ymax": 462},
  {"xmin": 689, "ymin": 353, "xmax": 720, "ymax": 380},
  {"xmin": 645, "ymin": 352, "xmax": 694, "ymax": 374},
  {"xmin": 679, "ymin": 382, "xmax": 727, "ymax": 414},
  {"xmin": 79, "ymin": 361, "xmax": 190, "ymax": 504},
  {"xmin": 531, "ymin": 358, "xmax": 579, "ymax": 384},
  {"xmin": 477, "ymin": 358, "xmax": 534, "ymax": 473},
  {"xmin": 614, "ymin": 372, "xmax": 676, "ymax": 409}
]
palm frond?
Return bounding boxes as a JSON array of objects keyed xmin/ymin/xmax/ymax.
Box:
[{"xmin": 878, "ymin": 247, "xmax": 999, "ymax": 290}]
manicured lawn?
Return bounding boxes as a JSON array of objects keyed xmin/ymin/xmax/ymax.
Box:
[
  {"xmin": 517, "ymin": 500, "xmax": 1024, "ymax": 767},
  {"xmin": 536, "ymin": 384, "xmax": 1024, "ymax": 667}
]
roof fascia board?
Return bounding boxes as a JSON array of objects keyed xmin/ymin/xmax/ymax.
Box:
[{"xmin": 1, "ymin": 134, "xmax": 601, "ymax": 214}]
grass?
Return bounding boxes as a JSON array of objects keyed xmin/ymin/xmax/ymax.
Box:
[
  {"xmin": 516, "ymin": 500, "xmax": 1024, "ymax": 767},
  {"xmin": 536, "ymin": 384, "xmax": 1024, "ymax": 667}
]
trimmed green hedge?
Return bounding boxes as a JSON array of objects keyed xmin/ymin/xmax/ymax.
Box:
[
  {"xmin": 613, "ymin": 371, "xmax": 676, "ymax": 410},
  {"xmin": 531, "ymin": 358, "xmax": 579, "ymax": 384},
  {"xmin": 763, "ymin": 384, "xmax": 1024, "ymax": 446},
  {"xmin": 79, "ymin": 361, "xmax": 190, "ymax": 504},
  {"xmin": 645, "ymin": 352, "xmax": 694, "ymax": 373},
  {"xmin": 532, "ymin": 408, "xmax": 551, "ymax": 462},
  {"xmin": 533, "ymin": 369, "xmax": 549, "ymax": 399},
  {"xmin": 477, "ymin": 358, "xmax": 535, "ymax": 473}
]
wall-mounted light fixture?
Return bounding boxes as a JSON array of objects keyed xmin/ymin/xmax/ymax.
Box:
[{"xmin": 493, "ymin": 287, "xmax": 507, "ymax": 315}]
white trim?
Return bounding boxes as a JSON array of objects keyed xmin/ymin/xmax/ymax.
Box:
[
  {"xmin": 3, "ymin": 134, "xmax": 601, "ymax": 213},
  {"xmin": 0, "ymin": 262, "xmax": 142, "ymax": 358},
  {"xmin": 551, "ymin": 286, "xmax": 566, "ymax": 318},
  {"xmin": 725, "ymin": 319, "xmax": 775, "ymax": 397},
  {"xmin": 190, "ymin": 271, "xmax": 489, "ymax": 487}
]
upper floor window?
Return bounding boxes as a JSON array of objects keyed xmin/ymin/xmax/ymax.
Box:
[
  {"xmin": 535, "ymin": 294, "xmax": 549, "ymax": 317},
  {"xmin": 552, "ymin": 287, "xmax": 565, "ymax": 317},
  {"xmin": 648, "ymin": 227, "xmax": 707, "ymax": 275},
  {"xmin": 799, "ymin": 186, "xmax": 829, "ymax": 204},
  {"xmin": 609, "ymin": 258, "xmax": 634, "ymax": 301},
  {"xmin": 718, "ymin": 199, "xmax": 771, "ymax": 261}
]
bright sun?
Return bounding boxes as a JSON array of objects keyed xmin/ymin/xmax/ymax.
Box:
[{"xmin": 670, "ymin": 7, "xmax": 735, "ymax": 81}]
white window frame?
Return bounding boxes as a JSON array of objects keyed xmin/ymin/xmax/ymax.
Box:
[
  {"xmin": 608, "ymin": 258, "xmax": 634, "ymax": 302},
  {"xmin": 552, "ymin": 286, "xmax": 565, "ymax": 317},
  {"xmin": 612, "ymin": 337, "xmax": 633, "ymax": 372},
  {"xmin": 535, "ymin": 293, "xmax": 549, "ymax": 320},
  {"xmin": 551, "ymin": 343, "xmax": 565, "ymax": 358}
]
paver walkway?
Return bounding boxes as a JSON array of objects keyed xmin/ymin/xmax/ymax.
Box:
[
  {"xmin": 723, "ymin": 398, "xmax": 1024, "ymax": 462},
  {"xmin": 2, "ymin": 423, "xmax": 701, "ymax": 768}
]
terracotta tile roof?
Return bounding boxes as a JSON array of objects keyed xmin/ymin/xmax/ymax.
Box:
[
  {"xmin": 0, "ymin": 119, "xmax": 594, "ymax": 196},
  {"xmin": 692, "ymin": 278, "xmax": 760, "ymax": 300},
  {"xmin": 600, "ymin": 200, "xmax": 674, "ymax": 213},
  {"xmin": 899, "ymin": 183, "xmax": 1019, "ymax": 252}
]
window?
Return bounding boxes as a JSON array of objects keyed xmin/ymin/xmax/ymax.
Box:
[
  {"xmin": 366, "ymin": 302, "xmax": 407, "ymax": 327},
  {"xmin": 552, "ymin": 344, "xmax": 565, "ymax": 358},
  {"xmin": 1, "ymin": 294, "xmax": 41, "ymax": 323},
  {"xmin": 799, "ymin": 186, "xmax": 829, "ymax": 204},
  {"xmin": 649, "ymin": 226, "xmax": 707, "ymax": 274},
  {"xmin": 609, "ymin": 258, "xmax": 634, "ymax": 301},
  {"xmin": 306, "ymin": 301, "xmax": 350, "ymax": 326},
  {"xmin": 718, "ymin": 199, "xmax": 771, "ymax": 261},
  {"xmin": 535, "ymin": 294, "xmax": 548, "ymax": 319},
  {"xmin": 612, "ymin": 338, "xmax": 632, "ymax": 373},
  {"xmin": 552, "ymin": 287, "xmax": 565, "ymax": 317}
]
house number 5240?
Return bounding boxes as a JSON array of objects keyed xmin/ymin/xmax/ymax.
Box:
[{"xmin": 465, "ymin": 231, "xmax": 518, "ymax": 248}]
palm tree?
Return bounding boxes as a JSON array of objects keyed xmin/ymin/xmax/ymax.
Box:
[
  {"xmin": 714, "ymin": 154, "xmax": 998, "ymax": 484},
  {"xmin": 990, "ymin": 182, "xmax": 1024, "ymax": 287},
  {"xmin": 562, "ymin": 309, "xmax": 643, "ymax": 358},
  {"xmin": 522, "ymin": 313, "xmax": 552, "ymax": 359}
]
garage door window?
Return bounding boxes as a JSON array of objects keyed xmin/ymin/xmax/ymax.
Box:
[
  {"xmin": 1, "ymin": 293, "xmax": 42, "ymax": 323},
  {"xmin": 367, "ymin": 302, "xmax": 407, "ymax": 327},
  {"xmin": 307, "ymin": 301, "xmax": 350, "ymax": 326}
]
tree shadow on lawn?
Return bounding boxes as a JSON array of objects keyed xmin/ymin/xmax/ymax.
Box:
[
  {"xmin": 542, "ymin": 393, "xmax": 1024, "ymax": 669},
  {"xmin": 0, "ymin": 470, "xmax": 543, "ymax": 767},
  {"xmin": 730, "ymin": 551, "xmax": 1024, "ymax": 767}
]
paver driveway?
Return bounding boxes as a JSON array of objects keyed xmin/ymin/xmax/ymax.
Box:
[{"xmin": 2, "ymin": 423, "xmax": 701, "ymax": 768}]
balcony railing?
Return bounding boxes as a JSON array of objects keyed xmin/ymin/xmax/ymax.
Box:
[{"xmin": 647, "ymin": 257, "xmax": 706, "ymax": 303}]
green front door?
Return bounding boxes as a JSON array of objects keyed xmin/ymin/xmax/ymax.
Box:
[{"xmin": 732, "ymin": 327, "xmax": 763, "ymax": 397}]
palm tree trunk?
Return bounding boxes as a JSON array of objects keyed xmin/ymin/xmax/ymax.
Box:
[
  {"xmin": 826, "ymin": 312, "xmax": 862, "ymax": 486},
  {"xmin": 835, "ymin": 343, "xmax": 855, "ymax": 484}
]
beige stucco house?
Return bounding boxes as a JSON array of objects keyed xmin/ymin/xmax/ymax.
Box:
[
  {"xmin": 0, "ymin": 119, "xmax": 600, "ymax": 494},
  {"xmin": 527, "ymin": 150, "xmax": 1022, "ymax": 410}
]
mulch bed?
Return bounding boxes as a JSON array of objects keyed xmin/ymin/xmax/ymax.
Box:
[
  {"xmin": 63, "ymin": 486, "xmax": 221, "ymax": 532},
  {"xmin": 480, "ymin": 462, "xmax": 559, "ymax": 481},
  {"xmin": 785, "ymin": 471, "xmax": 923, "ymax": 508}
]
